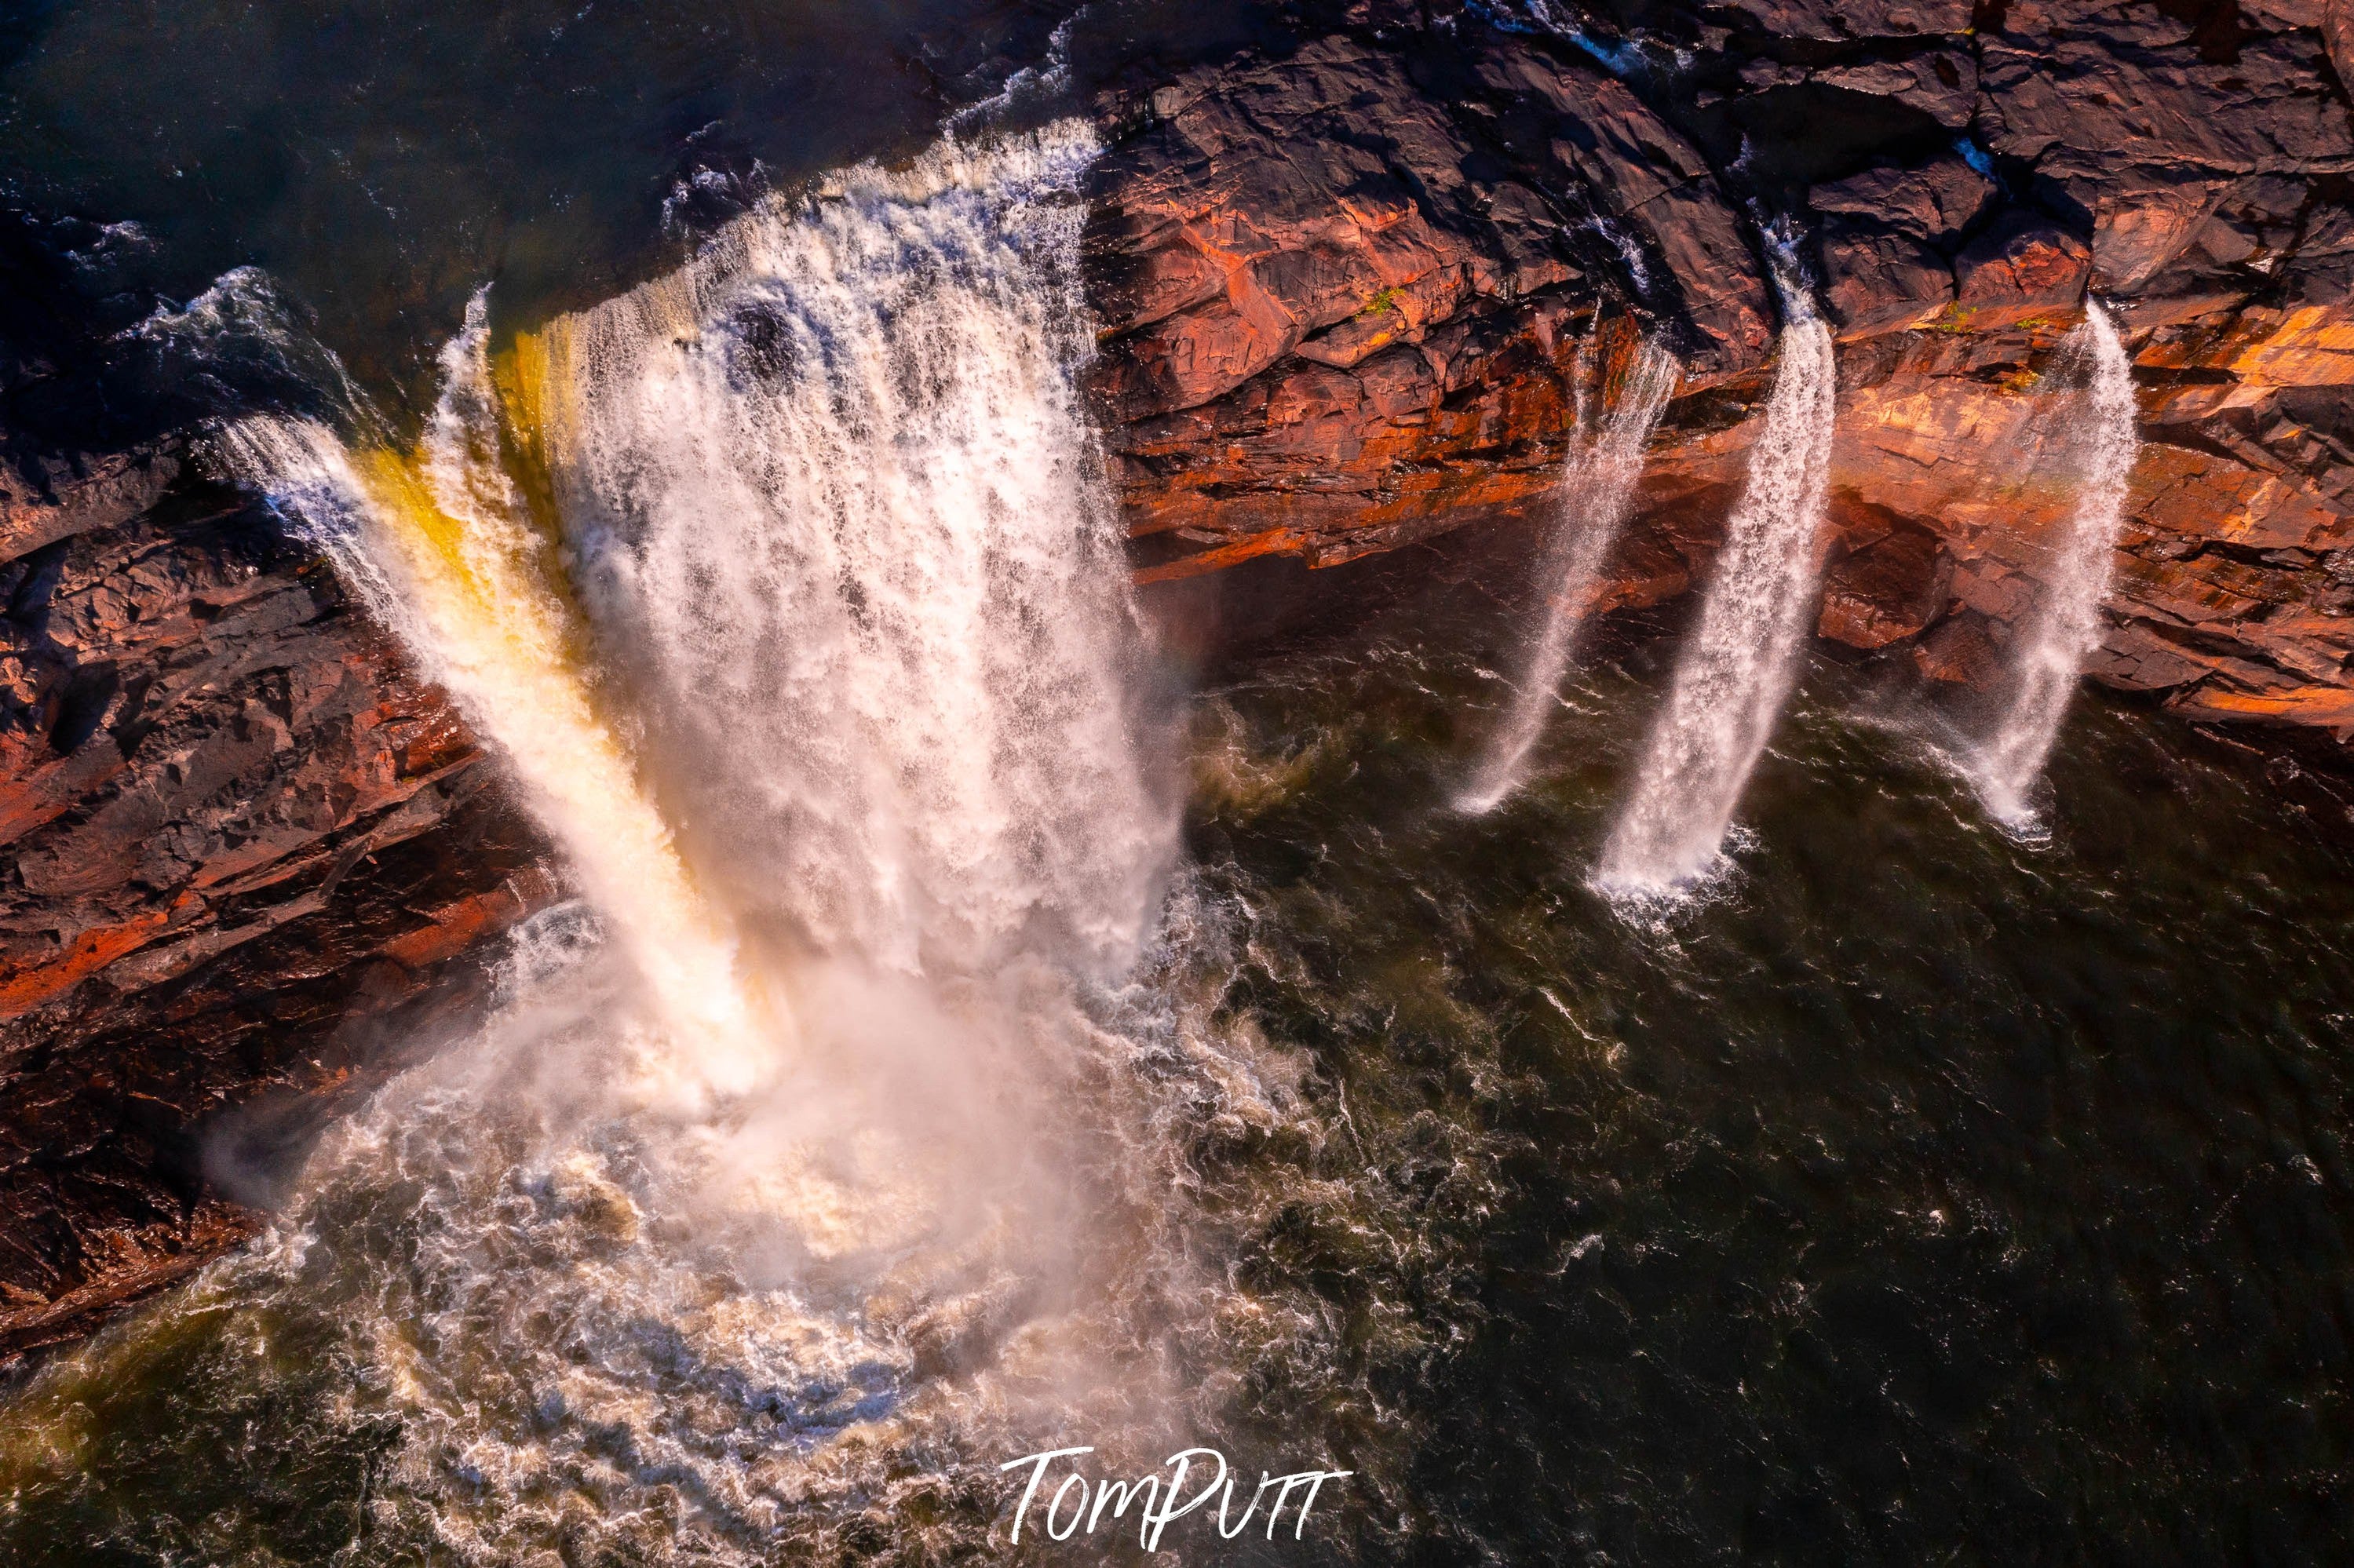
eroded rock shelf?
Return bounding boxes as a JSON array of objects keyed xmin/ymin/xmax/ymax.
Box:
[{"xmin": 1086, "ymin": 3, "xmax": 2354, "ymax": 741}]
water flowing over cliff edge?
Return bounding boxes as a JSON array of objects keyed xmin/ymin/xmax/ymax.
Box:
[
  {"xmin": 6, "ymin": 125, "xmax": 1327, "ymax": 1565},
  {"xmin": 1090, "ymin": 5, "xmax": 2354, "ymax": 750},
  {"xmin": 1457, "ymin": 330, "xmax": 1677, "ymax": 814},
  {"xmin": 1595, "ymin": 257, "xmax": 1838, "ymax": 899}
]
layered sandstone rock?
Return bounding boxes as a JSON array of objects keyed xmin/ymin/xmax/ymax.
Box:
[
  {"xmin": 1088, "ymin": 1, "xmax": 2354, "ymax": 744},
  {"xmin": 0, "ymin": 454, "xmax": 555, "ymax": 1366},
  {"xmin": 1088, "ymin": 27, "xmax": 1772, "ymax": 581},
  {"xmin": 0, "ymin": 205, "xmax": 568, "ymax": 1362}
]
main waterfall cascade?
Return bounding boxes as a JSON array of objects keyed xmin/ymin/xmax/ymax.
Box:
[
  {"xmin": 1963, "ymin": 304, "xmax": 2140, "ymax": 830},
  {"xmin": 182, "ymin": 125, "xmax": 1301, "ymax": 1563},
  {"xmin": 513, "ymin": 128, "xmax": 1166, "ymax": 979},
  {"xmin": 1456, "ymin": 334, "xmax": 1680, "ymax": 815},
  {"xmin": 1593, "ymin": 259, "xmax": 1838, "ymax": 900}
]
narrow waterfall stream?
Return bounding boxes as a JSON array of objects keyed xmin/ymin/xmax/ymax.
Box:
[
  {"xmin": 1965, "ymin": 303, "xmax": 2140, "ymax": 830},
  {"xmin": 1456, "ymin": 334, "xmax": 1677, "ymax": 815},
  {"xmin": 1593, "ymin": 264, "xmax": 1837, "ymax": 902}
]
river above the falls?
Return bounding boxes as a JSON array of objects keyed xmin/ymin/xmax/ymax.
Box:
[
  {"xmin": 0, "ymin": 0, "xmax": 1274, "ymax": 403},
  {"xmin": 5, "ymin": 530, "xmax": 2350, "ymax": 1564}
]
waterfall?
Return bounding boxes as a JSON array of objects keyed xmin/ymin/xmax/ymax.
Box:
[
  {"xmin": 510, "ymin": 125, "xmax": 1163, "ymax": 979},
  {"xmin": 221, "ymin": 315, "xmax": 772, "ymax": 1107},
  {"xmin": 1965, "ymin": 303, "xmax": 2137, "ymax": 830},
  {"xmin": 225, "ymin": 122, "xmax": 1159, "ymax": 1059},
  {"xmin": 1593, "ymin": 264, "xmax": 1837, "ymax": 901},
  {"xmin": 202, "ymin": 125, "xmax": 1203, "ymax": 1560},
  {"xmin": 1457, "ymin": 334, "xmax": 1677, "ymax": 813}
]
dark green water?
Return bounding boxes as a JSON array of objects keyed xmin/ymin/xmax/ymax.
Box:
[
  {"xmin": 6, "ymin": 552, "xmax": 2350, "ymax": 1565},
  {"xmin": 0, "ymin": 0, "xmax": 1076, "ymax": 402},
  {"xmin": 0, "ymin": 0, "xmax": 1272, "ymax": 403},
  {"xmin": 1172, "ymin": 567, "xmax": 2354, "ymax": 1563}
]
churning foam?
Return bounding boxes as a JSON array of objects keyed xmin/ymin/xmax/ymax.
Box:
[
  {"xmin": 1458, "ymin": 332, "xmax": 1677, "ymax": 814},
  {"xmin": 1965, "ymin": 303, "xmax": 2138, "ymax": 831},
  {"xmin": 1593, "ymin": 259, "xmax": 1837, "ymax": 901}
]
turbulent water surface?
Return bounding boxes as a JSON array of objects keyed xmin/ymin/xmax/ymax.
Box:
[{"xmin": 5, "ymin": 510, "xmax": 2352, "ymax": 1562}]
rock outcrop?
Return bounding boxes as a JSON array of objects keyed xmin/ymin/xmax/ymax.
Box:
[
  {"xmin": 0, "ymin": 454, "xmax": 555, "ymax": 1367},
  {"xmin": 1089, "ymin": 26, "xmax": 1772, "ymax": 578},
  {"xmin": 1086, "ymin": 0, "xmax": 2354, "ymax": 745},
  {"xmin": 0, "ymin": 207, "xmax": 562, "ymax": 1365}
]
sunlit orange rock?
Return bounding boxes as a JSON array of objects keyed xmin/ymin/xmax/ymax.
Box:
[
  {"xmin": 1095, "ymin": 13, "xmax": 2354, "ymax": 753},
  {"xmin": 0, "ymin": 461, "xmax": 557, "ymax": 1365}
]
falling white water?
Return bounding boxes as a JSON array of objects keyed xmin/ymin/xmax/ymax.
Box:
[
  {"xmin": 1594, "ymin": 264, "xmax": 1838, "ymax": 900},
  {"xmin": 220, "ymin": 382, "xmax": 768, "ymax": 1107},
  {"xmin": 523, "ymin": 122, "xmax": 1163, "ymax": 979},
  {"xmin": 1965, "ymin": 303, "xmax": 2137, "ymax": 830},
  {"xmin": 1458, "ymin": 336, "xmax": 1677, "ymax": 813},
  {"xmin": 192, "ymin": 125, "xmax": 1228, "ymax": 1564}
]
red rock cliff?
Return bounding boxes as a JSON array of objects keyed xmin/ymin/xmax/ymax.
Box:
[
  {"xmin": 0, "ymin": 451, "xmax": 557, "ymax": 1366},
  {"xmin": 1086, "ymin": 3, "xmax": 2354, "ymax": 744}
]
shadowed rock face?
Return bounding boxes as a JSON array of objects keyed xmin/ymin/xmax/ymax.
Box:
[
  {"xmin": 1087, "ymin": 3, "xmax": 2354, "ymax": 743},
  {"xmin": 5, "ymin": 0, "xmax": 2354, "ymax": 1356},
  {"xmin": 0, "ymin": 459, "xmax": 557, "ymax": 1366},
  {"xmin": 0, "ymin": 206, "xmax": 566, "ymax": 1362}
]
